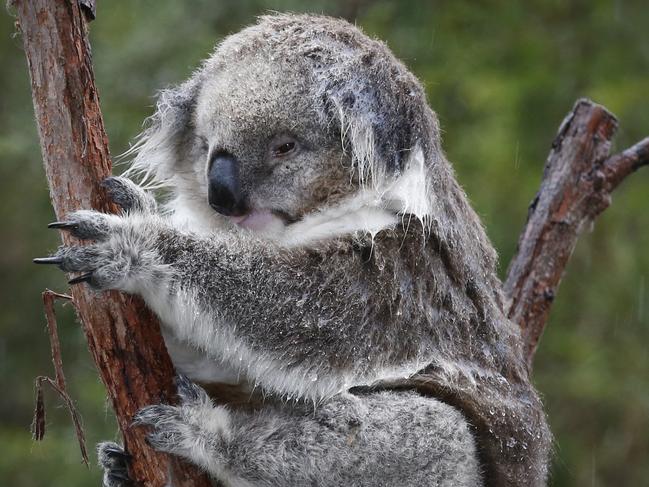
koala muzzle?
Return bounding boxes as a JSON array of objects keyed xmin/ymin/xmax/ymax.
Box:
[{"xmin": 208, "ymin": 152, "xmax": 247, "ymax": 217}]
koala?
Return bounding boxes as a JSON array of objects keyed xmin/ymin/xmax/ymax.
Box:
[{"xmin": 36, "ymin": 14, "xmax": 551, "ymax": 487}]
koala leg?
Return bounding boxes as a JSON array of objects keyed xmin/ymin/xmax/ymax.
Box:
[{"xmin": 134, "ymin": 377, "xmax": 482, "ymax": 487}]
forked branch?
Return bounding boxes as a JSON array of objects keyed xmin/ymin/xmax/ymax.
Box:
[{"xmin": 505, "ymin": 99, "xmax": 649, "ymax": 367}]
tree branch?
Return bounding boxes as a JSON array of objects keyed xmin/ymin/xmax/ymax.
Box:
[
  {"xmin": 32, "ymin": 290, "xmax": 88, "ymax": 466},
  {"xmin": 505, "ymin": 99, "xmax": 649, "ymax": 367},
  {"xmin": 13, "ymin": 1, "xmax": 211, "ymax": 485}
]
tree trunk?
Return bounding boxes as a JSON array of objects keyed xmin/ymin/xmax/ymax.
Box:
[{"xmin": 13, "ymin": 1, "xmax": 212, "ymax": 485}]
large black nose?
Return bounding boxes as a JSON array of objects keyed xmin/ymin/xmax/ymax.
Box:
[{"xmin": 207, "ymin": 152, "xmax": 247, "ymax": 216}]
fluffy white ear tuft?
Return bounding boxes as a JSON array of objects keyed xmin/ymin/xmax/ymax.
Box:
[
  {"xmin": 334, "ymin": 97, "xmax": 434, "ymax": 231},
  {"xmin": 337, "ymin": 107, "xmax": 383, "ymax": 189},
  {"xmin": 277, "ymin": 145, "xmax": 434, "ymax": 247},
  {"xmin": 122, "ymin": 77, "xmax": 201, "ymax": 189},
  {"xmin": 380, "ymin": 145, "xmax": 434, "ymax": 228}
]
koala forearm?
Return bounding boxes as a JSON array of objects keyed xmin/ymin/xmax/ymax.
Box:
[
  {"xmin": 41, "ymin": 207, "xmax": 419, "ymax": 400},
  {"xmin": 141, "ymin": 228, "xmax": 400, "ymax": 399}
]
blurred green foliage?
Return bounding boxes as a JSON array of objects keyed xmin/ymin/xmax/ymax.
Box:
[{"xmin": 1, "ymin": 1, "xmax": 648, "ymax": 485}]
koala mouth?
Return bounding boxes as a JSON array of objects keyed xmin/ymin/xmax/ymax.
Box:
[{"xmin": 226, "ymin": 209, "xmax": 286, "ymax": 232}]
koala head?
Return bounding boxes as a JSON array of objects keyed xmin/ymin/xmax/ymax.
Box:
[
  {"xmin": 190, "ymin": 44, "xmax": 353, "ymax": 231},
  {"xmin": 126, "ymin": 14, "xmax": 467, "ymax": 247}
]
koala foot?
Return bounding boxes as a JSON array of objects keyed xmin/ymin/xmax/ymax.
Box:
[
  {"xmin": 133, "ymin": 376, "xmax": 231, "ymax": 470},
  {"xmin": 97, "ymin": 442, "xmax": 134, "ymax": 487}
]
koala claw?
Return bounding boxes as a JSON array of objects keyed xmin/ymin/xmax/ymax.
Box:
[
  {"xmin": 47, "ymin": 221, "xmax": 79, "ymax": 230},
  {"xmin": 33, "ymin": 256, "xmax": 64, "ymax": 265},
  {"xmin": 97, "ymin": 441, "xmax": 134, "ymax": 487},
  {"xmin": 47, "ymin": 210, "xmax": 113, "ymax": 241},
  {"xmin": 68, "ymin": 271, "xmax": 94, "ymax": 285},
  {"xmin": 102, "ymin": 176, "xmax": 157, "ymax": 214}
]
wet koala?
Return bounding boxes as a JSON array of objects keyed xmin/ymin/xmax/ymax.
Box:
[{"xmin": 37, "ymin": 14, "xmax": 551, "ymax": 487}]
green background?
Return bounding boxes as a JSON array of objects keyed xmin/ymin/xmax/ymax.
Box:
[{"xmin": 2, "ymin": 1, "xmax": 648, "ymax": 485}]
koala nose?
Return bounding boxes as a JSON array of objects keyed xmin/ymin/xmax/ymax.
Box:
[{"xmin": 208, "ymin": 152, "xmax": 247, "ymax": 217}]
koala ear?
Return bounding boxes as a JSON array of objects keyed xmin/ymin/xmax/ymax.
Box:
[
  {"xmin": 123, "ymin": 75, "xmax": 201, "ymax": 188},
  {"xmin": 310, "ymin": 35, "xmax": 440, "ymax": 191},
  {"xmin": 310, "ymin": 34, "xmax": 441, "ymax": 227}
]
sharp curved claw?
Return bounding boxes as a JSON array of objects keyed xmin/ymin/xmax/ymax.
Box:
[
  {"xmin": 48, "ymin": 221, "xmax": 78, "ymax": 230},
  {"xmin": 68, "ymin": 272, "xmax": 94, "ymax": 285},
  {"xmin": 33, "ymin": 256, "xmax": 63, "ymax": 265}
]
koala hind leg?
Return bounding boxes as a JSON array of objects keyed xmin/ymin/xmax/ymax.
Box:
[{"xmin": 135, "ymin": 378, "xmax": 482, "ymax": 487}]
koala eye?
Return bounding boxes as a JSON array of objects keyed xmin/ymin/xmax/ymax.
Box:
[{"xmin": 270, "ymin": 138, "xmax": 297, "ymax": 158}]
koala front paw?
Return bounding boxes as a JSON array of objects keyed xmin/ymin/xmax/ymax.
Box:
[
  {"xmin": 133, "ymin": 376, "xmax": 231, "ymax": 467},
  {"xmin": 97, "ymin": 442, "xmax": 134, "ymax": 487},
  {"xmin": 34, "ymin": 210, "xmax": 166, "ymax": 291},
  {"xmin": 102, "ymin": 176, "xmax": 157, "ymax": 214}
]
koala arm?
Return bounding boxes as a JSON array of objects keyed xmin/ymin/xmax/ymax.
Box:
[
  {"xmin": 123, "ymin": 378, "xmax": 481, "ymax": 487},
  {"xmin": 40, "ymin": 178, "xmax": 410, "ymax": 401},
  {"xmin": 149, "ymin": 227, "xmax": 387, "ymax": 397}
]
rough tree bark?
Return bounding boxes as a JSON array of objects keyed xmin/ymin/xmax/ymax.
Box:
[
  {"xmin": 13, "ymin": 0, "xmax": 649, "ymax": 485},
  {"xmin": 13, "ymin": 1, "xmax": 212, "ymax": 486},
  {"xmin": 504, "ymin": 99, "xmax": 649, "ymax": 367}
]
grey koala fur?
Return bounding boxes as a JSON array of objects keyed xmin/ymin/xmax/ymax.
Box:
[{"xmin": 40, "ymin": 13, "xmax": 551, "ymax": 486}]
